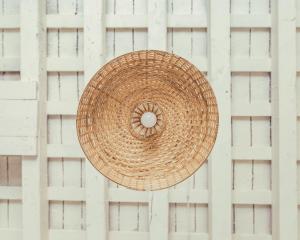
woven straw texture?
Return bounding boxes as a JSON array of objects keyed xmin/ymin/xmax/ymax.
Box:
[{"xmin": 76, "ymin": 50, "xmax": 218, "ymax": 191}]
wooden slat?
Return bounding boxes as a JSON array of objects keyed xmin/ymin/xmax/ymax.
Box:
[
  {"xmin": 47, "ymin": 101, "xmax": 78, "ymax": 115},
  {"xmin": 0, "ymin": 136, "xmax": 36, "ymax": 155},
  {"xmin": 109, "ymin": 231, "xmax": 148, "ymax": 240},
  {"xmin": 84, "ymin": 1, "xmax": 108, "ymax": 240},
  {"xmin": 46, "ymin": 57, "xmax": 271, "ymax": 73},
  {"xmin": 20, "ymin": 1, "xmax": 48, "ymax": 240},
  {"xmin": 48, "ymin": 187, "xmax": 85, "ymax": 201},
  {"xmin": 0, "ymin": 81, "xmax": 36, "ymax": 100},
  {"xmin": 232, "ymin": 103, "xmax": 271, "ymax": 116},
  {"xmin": 0, "ymin": 186, "xmax": 22, "ymax": 200},
  {"xmin": 0, "ymin": 229, "xmax": 22, "ymax": 240},
  {"xmin": 271, "ymin": 0, "xmax": 298, "ymax": 239},
  {"xmin": 168, "ymin": 189, "xmax": 209, "ymax": 203},
  {"xmin": 232, "ymin": 146, "xmax": 272, "ymax": 160},
  {"xmin": 148, "ymin": 1, "xmax": 168, "ymax": 240},
  {"xmin": 44, "ymin": 14, "xmax": 275, "ymax": 29},
  {"xmin": 47, "ymin": 144, "xmax": 84, "ymax": 158},
  {"xmin": 232, "ymin": 234, "xmax": 272, "ymax": 240},
  {"xmin": 168, "ymin": 14, "xmax": 207, "ymax": 28},
  {"xmin": 106, "ymin": 15, "xmax": 147, "ymax": 28},
  {"xmin": 167, "ymin": 233, "xmax": 208, "ymax": 240},
  {"xmin": 231, "ymin": 14, "xmax": 271, "ymax": 28},
  {"xmin": 0, "ymin": 100, "xmax": 37, "ymax": 137},
  {"xmin": 0, "ymin": 15, "xmax": 20, "ymax": 28},
  {"xmin": 47, "ymin": 57, "xmax": 83, "ymax": 71},
  {"xmin": 108, "ymin": 188, "xmax": 148, "ymax": 202},
  {"xmin": 49, "ymin": 230, "xmax": 85, "ymax": 240},
  {"xmin": 232, "ymin": 190, "xmax": 272, "ymax": 205},
  {"xmin": 208, "ymin": 0, "xmax": 231, "ymax": 239},
  {"xmin": 0, "ymin": 57, "xmax": 19, "ymax": 71},
  {"xmin": 231, "ymin": 57, "xmax": 271, "ymax": 72},
  {"xmin": 43, "ymin": 187, "xmax": 278, "ymax": 205},
  {"xmin": 49, "ymin": 231, "xmax": 271, "ymax": 240},
  {"xmin": 46, "ymin": 15, "xmax": 83, "ymax": 29}
]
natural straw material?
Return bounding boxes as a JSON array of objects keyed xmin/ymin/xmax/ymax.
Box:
[{"xmin": 76, "ymin": 50, "xmax": 218, "ymax": 191}]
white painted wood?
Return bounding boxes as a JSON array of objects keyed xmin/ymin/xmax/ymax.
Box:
[
  {"xmin": 0, "ymin": 13, "xmax": 287, "ymax": 29},
  {"xmin": 208, "ymin": 0, "xmax": 231, "ymax": 239},
  {"xmin": 42, "ymin": 187, "xmax": 275, "ymax": 205},
  {"xmin": 148, "ymin": 0, "xmax": 167, "ymax": 50},
  {"xmin": 84, "ymin": 0, "xmax": 108, "ymax": 239},
  {"xmin": 0, "ymin": 137, "xmax": 36, "ymax": 155},
  {"xmin": 1, "ymin": 56, "xmax": 274, "ymax": 72},
  {"xmin": 0, "ymin": 0, "xmax": 299, "ymax": 238},
  {"xmin": 147, "ymin": 1, "xmax": 168, "ymax": 240},
  {"xmin": 272, "ymin": 0, "xmax": 298, "ymax": 239},
  {"xmin": 0, "ymin": 81, "xmax": 36, "ymax": 99},
  {"xmin": 0, "ymin": 100, "xmax": 37, "ymax": 153},
  {"xmin": 20, "ymin": 0, "xmax": 48, "ymax": 239}
]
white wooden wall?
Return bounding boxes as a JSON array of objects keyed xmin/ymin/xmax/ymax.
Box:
[{"xmin": 0, "ymin": 0, "xmax": 299, "ymax": 239}]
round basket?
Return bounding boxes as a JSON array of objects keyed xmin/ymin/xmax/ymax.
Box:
[{"xmin": 76, "ymin": 50, "xmax": 218, "ymax": 191}]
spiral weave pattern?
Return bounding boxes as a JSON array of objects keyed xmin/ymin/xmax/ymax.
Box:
[{"xmin": 76, "ymin": 50, "xmax": 218, "ymax": 191}]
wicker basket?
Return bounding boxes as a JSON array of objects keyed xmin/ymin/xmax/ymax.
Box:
[{"xmin": 76, "ymin": 50, "xmax": 218, "ymax": 191}]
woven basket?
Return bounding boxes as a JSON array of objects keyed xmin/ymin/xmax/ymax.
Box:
[{"xmin": 76, "ymin": 50, "xmax": 218, "ymax": 191}]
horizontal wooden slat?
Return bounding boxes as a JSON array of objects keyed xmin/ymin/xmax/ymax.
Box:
[
  {"xmin": 232, "ymin": 190, "xmax": 271, "ymax": 204},
  {"xmin": 44, "ymin": 14, "xmax": 273, "ymax": 29},
  {"xmin": 0, "ymin": 14, "xmax": 298, "ymax": 31},
  {"xmin": 0, "ymin": 81, "xmax": 36, "ymax": 99},
  {"xmin": 106, "ymin": 15, "xmax": 147, "ymax": 28},
  {"xmin": 169, "ymin": 189, "xmax": 208, "ymax": 203},
  {"xmin": 47, "ymin": 101, "xmax": 78, "ymax": 115},
  {"xmin": 0, "ymin": 57, "xmax": 19, "ymax": 71},
  {"xmin": 0, "ymin": 230, "xmax": 272, "ymax": 240},
  {"xmin": 48, "ymin": 187, "xmax": 85, "ymax": 201},
  {"xmin": 231, "ymin": 57, "xmax": 271, "ymax": 72},
  {"xmin": 0, "ymin": 100, "xmax": 37, "ymax": 137},
  {"xmin": 0, "ymin": 136, "xmax": 36, "ymax": 155},
  {"xmin": 232, "ymin": 234, "xmax": 272, "ymax": 240},
  {"xmin": 231, "ymin": 14, "xmax": 271, "ymax": 28},
  {"xmin": 47, "ymin": 57, "xmax": 83, "ymax": 72},
  {"xmin": 0, "ymin": 229, "xmax": 22, "ymax": 240},
  {"xmin": 168, "ymin": 15, "xmax": 207, "ymax": 28},
  {"xmin": 109, "ymin": 231, "xmax": 148, "ymax": 240},
  {"xmin": 0, "ymin": 115, "xmax": 36, "ymax": 137},
  {"xmin": 0, "ymin": 186, "xmax": 22, "ymax": 200},
  {"xmin": 109, "ymin": 188, "xmax": 148, "ymax": 202},
  {"xmin": 47, "ymin": 15, "xmax": 83, "ymax": 29},
  {"xmin": 232, "ymin": 146, "xmax": 271, "ymax": 160},
  {"xmin": 0, "ymin": 15, "xmax": 20, "ymax": 29},
  {"xmin": 46, "ymin": 186, "xmax": 277, "ymax": 205},
  {"xmin": 170, "ymin": 233, "xmax": 209, "ymax": 240},
  {"xmin": 49, "ymin": 230, "xmax": 85, "ymax": 240},
  {"xmin": 0, "ymin": 56, "xmax": 274, "ymax": 72},
  {"xmin": 0, "ymin": 100, "xmax": 37, "ymax": 116},
  {"xmin": 232, "ymin": 103, "xmax": 271, "ymax": 116},
  {"xmin": 47, "ymin": 144, "xmax": 84, "ymax": 158}
]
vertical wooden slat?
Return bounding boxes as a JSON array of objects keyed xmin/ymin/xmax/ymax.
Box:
[
  {"xmin": 208, "ymin": 0, "xmax": 231, "ymax": 239},
  {"xmin": 20, "ymin": 0, "xmax": 47, "ymax": 240},
  {"xmin": 272, "ymin": 0, "xmax": 298, "ymax": 239},
  {"xmin": 84, "ymin": 1, "xmax": 108, "ymax": 240},
  {"xmin": 148, "ymin": 1, "xmax": 168, "ymax": 240}
]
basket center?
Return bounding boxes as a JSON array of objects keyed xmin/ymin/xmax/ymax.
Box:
[
  {"xmin": 130, "ymin": 102, "xmax": 164, "ymax": 139},
  {"xmin": 140, "ymin": 112, "xmax": 157, "ymax": 128}
]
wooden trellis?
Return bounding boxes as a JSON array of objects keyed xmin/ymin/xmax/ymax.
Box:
[{"xmin": 0, "ymin": 0, "xmax": 299, "ymax": 239}]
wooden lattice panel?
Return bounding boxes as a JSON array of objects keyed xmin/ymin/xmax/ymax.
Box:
[{"xmin": 0, "ymin": 0, "xmax": 299, "ymax": 239}]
